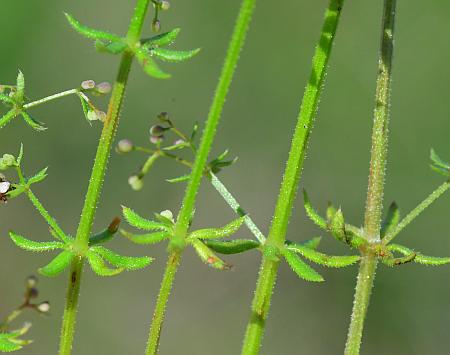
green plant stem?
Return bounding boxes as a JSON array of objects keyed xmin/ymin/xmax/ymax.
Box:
[
  {"xmin": 172, "ymin": 0, "xmax": 256, "ymax": 244},
  {"xmin": 345, "ymin": 1, "xmax": 396, "ymax": 354},
  {"xmin": 23, "ymin": 89, "xmax": 79, "ymax": 110},
  {"xmin": 139, "ymin": 152, "xmax": 161, "ymax": 177},
  {"xmin": 144, "ymin": 0, "xmax": 257, "ymax": 352},
  {"xmin": 383, "ymin": 181, "xmax": 450, "ymax": 244},
  {"xmin": 209, "ymin": 173, "xmax": 266, "ymax": 243},
  {"xmin": 145, "ymin": 251, "xmax": 181, "ymax": 355},
  {"xmin": 241, "ymin": 1, "xmax": 344, "ymax": 353},
  {"xmin": 58, "ymin": 1, "xmax": 150, "ymax": 354}
]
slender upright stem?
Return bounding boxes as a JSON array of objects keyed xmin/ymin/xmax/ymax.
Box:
[
  {"xmin": 345, "ymin": 1, "xmax": 397, "ymax": 354},
  {"xmin": 242, "ymin": 1, "xmax": 344, "ymax": 353},
  {"xmin": 58, "ymin": 1, "xmax": 150, "ymax": 354},
  {"xmin": 145, "ymin": 0, "xmax": 257, "ymax": 352},
  {"xmin": 145, "ymin": 251, "xmax": 181, "ymax": 355}
]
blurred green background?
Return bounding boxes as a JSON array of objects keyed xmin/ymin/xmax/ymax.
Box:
[{"xmin": 1, "ymin": 1, "xmax": 449, "ymax": 354}]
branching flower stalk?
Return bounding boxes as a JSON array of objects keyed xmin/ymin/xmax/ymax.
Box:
[
  {"xmin": 145, "ymin": 0, "xmax": 257, "ymax": 353},
  {"xmin": 241, "ymin": 1, "xmax": 345, "ymax": 353},
  {"xmin": 59, "ymin": 1, "xmax": 151, "ymax": 354},
  {"xmin": 344, "ymin": 0, "xmax": 396, "ymax": 353}
]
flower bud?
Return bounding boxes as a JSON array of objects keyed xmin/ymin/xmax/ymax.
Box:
[
  {"xmin": 26, "ymin": 275, "xmax": 38, "ymax": 288},
  {"xmin": 81, "ymin": 80, "xmax": 96, "ymax": 90},
  {"xmin": 157, "ymin": 111, "xmax": 170, "ymax": 123},
  {"xmin": 117, "ymin": 139, "xmax": 134, "ymax": 153},
  {"xmin": 149, "ymin": 125, "xmax": 165, "ymax": 137},
  {"xmin": 96, "ymin": 82, "xmax": 112, "ymax": 94},
  {"xmin": 160, "ymin": 210, "xmax": 174, "ymax": 223},
  {"xmin": 0, "ymin": 154, "xmax": 16, "ymax": 169},
  {"xmin": 161, "ymin": 1, "xmax": 170, "ymax": 10},
  {"xmin": 87, "ymin": 110, "xmax": 106, "ymax": 122},
  {"xmin": 37, "ymin": 301, "xmax": 50, "ymax": 313},
  {"xmin": 152, "ymin": 19, "xmax": 161, "ymax": 33},
  {"xmin": 128, "ymin": 175, "xmax": 144, "ymax": 191},
  {"xmin": 150, "ymin": 136, "xmax": 163, "ymax": 145}
]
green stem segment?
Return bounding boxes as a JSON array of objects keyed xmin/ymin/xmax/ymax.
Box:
[
  {"xmin": 345, "ymin": 1, "xmax": 397, "ymax": 354},
  {"xmin": 145, "ymin": 251, "xmax": 181, "ymax": 355},
  {"xmin": 242, "ymin": 1, "xmax": 344, "ymax": 353},
  {"xmin": 58, "ymin": 1, "xmax": 150, "ymax": 354},
  {"xmin": 145, "ymin": 0, "xmax": 257, "ymax": 353}
]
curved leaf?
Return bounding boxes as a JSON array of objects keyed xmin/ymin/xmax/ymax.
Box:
[
  {"xmin": 95, "ymin": 39, "xmax": 127, "ymax": 54},
  {"xmin": 121, "ymin": 229, "xmax": 169, "ymax": 245},
  {"xmin": 188, "ymin": 216, "xmax": 245, "ymax": 240},
  {"xmin": 21, "ymin": 112, "xmax": 46, "ymax": 132},
  {"xmin": 191, "ymin": 239, "xmax": 231, "ymax": 270},
  {"xmin": 204, "ymin": 239, "xmax": 260, "ymax": 255},
  {"xmin": 381, "ymin": 201, "xmax": 400, "ymax": 237},
  {"xmin": 89, "ymin": 217, "xmax": 121, "ymax": 245},
  {"xmin": 27, "ymin": 167, "xmax": 48, "ymax": 185},
  {"xmin": 430, "ymin": 148, "xmax": 450, "ymax": 176},
  {"xmin": 141, "ymin": 28, "xmax": 181, "ymax": 47},
  {"xmin": 303, "ymin": 190, "xmax": 327, "ymax": 230},
  {"xmin": 65, "ymin": 13, "xmax": 121, "ymax": 42},
  {"xmin": 122, "ymin": 206, "xmax": 167, "ymax": 231},
  {"xmin": 388, "ymin": 244, "xmax": 450, "ymax": 266},
  {"xmin": 10, "ymin": 232, "xmax": 65, "ymax": 252},
  {"xmin": 136, "ymin": 48, "xmax": 171, "ymax": 79},
  {"xmin": 39, "ymin": 251, "xmax": 75, "ymax": 277},
  {"xmin": 86, "ymin": 251, "xmax": 123, "ymax": 276},
  {"xmin": 15, "ymin": 71, "xmax": 25, "ymax": 103},
  {"xmin": 282, "ymin": 249, "xmax": 324, "ymax": 282},
  {"xmin": 151, "ymin": 48, "xmax": 201, "ymax": 63},
  {"xmin": 329, "ymin": 208, "xmax": 345, "ymax": 241},
  {"xmin": 286, "ymin": 243, "xmax": 360, "ymax": 268},
  {"xmin": 90, "ymin": 246, "xmax": 153, "ymax": 270}
]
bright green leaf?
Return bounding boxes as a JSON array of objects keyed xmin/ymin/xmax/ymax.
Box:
[
  {"xmin": 151, "ymin": 48, "xmax": 201, "ymax": 63},
  {"xmin": 430, "ymin": 148, "xmax": 450, "ymax": 177},
  {"xmin": 188, "ymin": 216, "xmax": 245, "ymax": 240},
  {"xmin": 286, "ymin": 243, "xmax": 360, "ymax": 268},
  {"xmin": 86, "ymin": 251, "xmax": 124, "ymax": 276},
  {"xmin": 0, "ymin": 93, "xmax": 15, "ymax": 105},
  {"xmin": 21, "ymin": 112, "xmax": 46, "ymax": 131},
  {"xmin": 282, "ymin": 249, "xmax": 324, "ymax": 282},
  {"xmin": 65, "ymin": 13, "xmax": 121, "ymax": 42},
  {"xmin": 166, "ymin": 174, "xmax": 190, "ymax": 184},
  {"xmin": 10, "ymin": 231, "xmax": 65, "ymax": 252},
  {"xmin": 388, "ymin": 244, "xmax": 450, "ymax": 266},
  {"xmin": 0, "ymin": 110, "xmax": 18, "ymax": 130},
  {"xmin": 15, "ymin": 71, "xmax": 25, "ymax": 103},
  {"xmin": 141, "ymin": 28, "xmax": 181, "ymax": 47},
  {"xmin": 90, "ymin": 246, "xmax": 153, "ymax": 270},
  {"xmin": 204, "ymin": 239, "xmax": 260, "ymax": 254},
  {"xmin": 122, "ymin": 206, "xmax": 167, "ymax": 231},
  {"xmin": 27, "ymin": 167, "xmax": 48, "ymax": 185},
  {"xmin": 95, "ymin": 39, "xmax": 128, "ymax": 54},
  {"xmin": 191, "ymin": 239, "xmax": 231, "ymax": 270},
  {"xmin": 303, "ymin": 190, "xmax": 327, "ymax": 230},
  {"xmin": 329, "ymin": 208, "xmax": 346, "ymax": 242},
  {"xmin": 381, "ymin": 201, "xmax": 400, "ymax": 237},
  {"xmin": 39, "ymin": 251, "xmax": 75, "ymax": 277},
  {"xmin": 121, "ymin": 229, "xmax": 169, "ymax": 245},
  {"xmin": 0, "ymin": 323, "xmax": 32, "ymax": 352},
  {"xmin": 136, "ymin": 48, "xmax": 171, "ymax": 79},
  {"xmin": 301, "ymin": 236, "xmax": 322, "ymax": 250},
  {"xmin": 16, "ymin": 144, "xmax": 24, "ymax": 166}
]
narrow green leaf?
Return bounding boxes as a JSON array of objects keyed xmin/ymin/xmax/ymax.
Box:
[
  {"xmin": 326, "ymin": 202, "xmax": 337, "ymax": 222},
  {"xmin": 78, "ymin": 94, "xmax": 90, "ymax": 120},
  {"xmin": 21, "ymin": 111, "xmax": 46, "ymax": 131},
  {"xmin": 15, "ymin": 70, "xmax": 25, "ymax": 103},
  {"xmin": 122, "ymin": 206, "xmax": 167, "ymax": 231},
  {"xmin": 166, "ymin": 174, "xmax": 190, "ymax": 184},
  {"xmin": 10, "ymin": 231, "xmax": 65, "ymax": 252},
  {"xmin": 282, "ymin": 249, "xmax": 324, "ymax": 282},
  {"xmin": 163, "ymin": 141, "xmax": 190, "ymax": 151},
  {"xmin": 89, "ymin": 217, "xmax": 121, "ymax": 245},
  {"xmin": 27, "ymin": 167, "xmax": 48, "ymax": 185},
  {"xmin": 430, "ymin": 148, "xmax": 450, "ymax": 177},
  {"xmin": 90, "ymin": 246, "xmax": 153, "ymax": 270},
  {"xmin": 65, "ymin": 13, "xmax": 121, "ymax": 42},
  {"xmin": 301, "ymin": 236, "xmax": 322, "ymax": 250},
  {"xmin": 388, "ymin": 244, "xmax": 450, "ymax": 266},
  {"xmin": 151, "ymin": 48, "xmax": 201, "ymax": 63},
  {"xmin": 0, "ymin": 338, "xmax": 25, "ymax": 352},
  {"xmin": 0, "ymin": 323, "xmax": 31, "ymax": 340},
  {"xmin": 303, "ymin": 190, "xmax": 327, "ymax": 230},
  {"xmin": 39, "ymin": 251, "xmax": 75, "ymax": 277},
  {"xmin": 286, "ymin": 243, "xmax": 360, "ymax": 268},
  {"xmin": 329, "ymin": 208, "xmax": 346, "ymax": 241},
  {"xmin": 204, "ymin": 239, "xmax": 260, "ymax": 254},
  {"xmin": 95, "ymin": 39, "xmax": 128, "ymax": 54},
  {"xmin": 141, "ymin": 28, "xmax": 181, "ymax": 47},
  {"xmin": 6, "ymin": 184, "xmax": 26, "ymax": 198},
  {"xmin": 121, "ymin": 229, "xmax": 169, "ymax": 245},
  {"xmin": 136, "ymin": 48, "xmax": 171, "ymax": 79},
  {"xmin": 0, "ymin": 110, "xmax": 19, "ymax": 129},
  {"xmin": 16, "ymin": 143, "xmax": 24, "ymax": 166},
  {"xmin": 0, "ymin": 93, "xmax": 15, "ymax": 105},
  {"xmin": 188, "ymin": 216, "xmax": 245, "ymax": 240},
  {"xmin": 380, "ymin": 201, "xmax": 400, "ymax": 237},
  {"xmin": 86, "ymin": 251, "xmax": 124, "ymax": 276},
  {"xmin": 191, "ymin": 239, "xmax": 232, "ymax": 270}
]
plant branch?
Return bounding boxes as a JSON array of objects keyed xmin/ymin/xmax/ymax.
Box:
[
  {"xmin": 23, "ymin": 89, "xmax": 79, "ymax": 110},
  {"xmin": 345, "ymin": 1, "xmax": 397, "ymax": 354},
  {"xmin": 242, "ymin": 1, "xmax": 345, "ymax": 353},
  {"xmin": 58, "ymin": 1, "xmax": 151, "ymax": 354}
]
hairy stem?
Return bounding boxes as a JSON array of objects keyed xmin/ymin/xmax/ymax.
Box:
[
  {"xmin": 383, "ymin": 181, "xmax": 450, "ymax": 244},
  {"xmin": 345, "ymin": 1, "xmax": 397, "ymax": 354},
  {"xmin": 242, "ymin": 1, "xmax": 344, "ymax": 353},
  {"xmin": 145, "ymin": 0, "xmax": 257, "ymax": 352},
  {"xmin": 58, "ymin": 1, "xmax": 150, "ymax": 354},
  {"xmin": 23, "ymin": 89, "xmax": 79, "ymax": 110},
  {"xmin": 145, "ymin": 251, "xmax": 181, "ymax": 355}
]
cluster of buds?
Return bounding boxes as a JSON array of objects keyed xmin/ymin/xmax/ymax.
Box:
[
  {"xmin": 23, "ymin": 276, "xmax": 50, "ymax": 314},
  {"xmin": 79, "ymin": 80, "xmax": 112, "ymax": 123},
  {"xmin": 80, "ymin": 80, "xmax": 112, "ymax": 96},
  {"xmin": 0, "ymin": 153, "xmax": 17, "ymax": 170}
]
